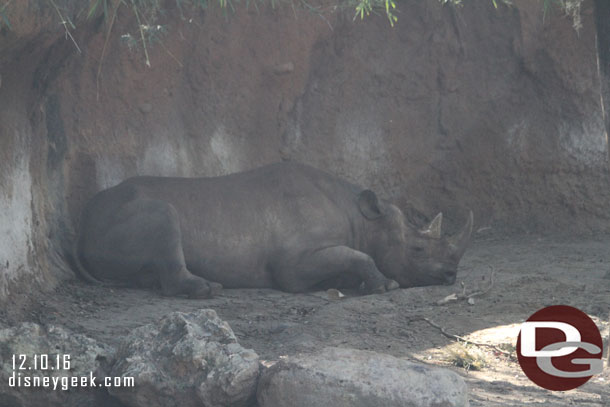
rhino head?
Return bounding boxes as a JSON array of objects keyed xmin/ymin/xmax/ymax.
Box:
[{"xmin": 358, "ymin": 190, "xmax": 473, "ymax": 287}]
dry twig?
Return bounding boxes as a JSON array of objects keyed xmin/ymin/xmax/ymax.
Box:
[
  {"xmin": 420, "ymin": 317, "xmax": 513, "ymax": 358},
  {"xmin": 96, "ymin": 0, "xmax": 121, "ymax": 101},
  {"xmin": 48, "ymin": 0, "xmax": 82, "ymax": 53},
  {"xmin": 436, "ymin": 267, "xmax": 496, "ymax": 305},
  {"xmin": 133, "ymin": 3, "xmax": 151, "ymax": 67}
]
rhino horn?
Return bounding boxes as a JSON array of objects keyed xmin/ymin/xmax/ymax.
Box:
[
  {"xmin": 448, "ymin": 210, "xmax": 474, "ymax": 256},
  {"xmin": 419, "ymin": 212, "xmax": 443, "ymax": 239}
]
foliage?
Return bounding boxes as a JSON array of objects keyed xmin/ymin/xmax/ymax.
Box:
[
  {"xmin": 543, "ymin": 0, "xmax": 583, "ymax": 30},
  {"xmin": 0, "ymin": 0, "xmax": 585, "ymax": 63},
  {"xmin": 0, "ymin": 0, "xmax": 13, "ymax": 30},
  {"xmin": 0, "ymin": 0, "xmax": 586, "ymax": 33},
  {"xmin": 352, "ymin": 0, "xmax": 397, "ymax": 26},
  {"xmin": 445, "ymin": 342, "xmax": 488, "ymax": 371}
]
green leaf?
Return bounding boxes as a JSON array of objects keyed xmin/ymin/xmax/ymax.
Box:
[
  {"xmin": 0, "ymin": 9, "xmax": 11, "ymax": 30},
  {"xmin": 87, "ymin": 0, "xmax": 101, "ymax": 19}
]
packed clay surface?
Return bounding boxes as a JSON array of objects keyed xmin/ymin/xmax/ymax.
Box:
[{"xmin": 8, "ymin": 234, "xmax": 608, "ymax": 406}]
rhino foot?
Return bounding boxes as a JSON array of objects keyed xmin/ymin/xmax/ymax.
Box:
[
  {"xmin": 367, "ymin": 279, "xmax": 399, "ymax": 294},
  {"xmin": 187, "ymin": 281, "xmax": 223, "ymax": 299},
  {"xmin": 385, "ymin": 279, "xmax": 399, "ymax": 291},
  {"xmin": 162, "ymin": 275, "xmax": 223, "ymax": 299}
]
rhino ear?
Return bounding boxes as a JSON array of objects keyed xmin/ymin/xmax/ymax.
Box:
[{"xmin": 358, "ymin": 190, "xmax": 384, "ymax": 220}]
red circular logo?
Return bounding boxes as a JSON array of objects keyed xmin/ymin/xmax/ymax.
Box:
[{"xmin": 516, "ymin": 305, "xmax": 603, "ymax": 391}]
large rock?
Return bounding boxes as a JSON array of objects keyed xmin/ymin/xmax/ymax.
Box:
[
  {"xmin": 0, "ymin": 322, "xmax": 115, "ymax": 407},
  {"xmin": 109, "ymin": 309, "xmax": 259, "ymax": 407},
  {"xmin": 257, "ymin": 347, "xmax": 469, "ymax": 407}
]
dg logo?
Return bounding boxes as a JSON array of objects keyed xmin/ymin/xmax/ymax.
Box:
[{"xmin": 517, "ymin": 305, "xmax": 604, "ymax": 391}]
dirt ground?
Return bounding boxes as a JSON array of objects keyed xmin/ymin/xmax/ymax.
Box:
[{"xmin": 11, "ymin": 233, "xmax": 610, "ymax": 406}]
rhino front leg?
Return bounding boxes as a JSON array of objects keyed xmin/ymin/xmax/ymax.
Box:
[{"xmin": 272, "ymin": 246, "xmax": 399, "ymax": 294}]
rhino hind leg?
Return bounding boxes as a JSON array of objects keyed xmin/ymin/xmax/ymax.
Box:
[
  {"xmin": 272, "ymin": 246, "xmax": 398, "ymax": 294},
  {"xmin": 83, "ymin": 198, "xmax": 222, "ymax": 299}
]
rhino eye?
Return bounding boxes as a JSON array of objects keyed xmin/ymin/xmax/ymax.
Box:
[{"xmin": 413, "ymin": 246, "xmax": 425, "ymax": 252}]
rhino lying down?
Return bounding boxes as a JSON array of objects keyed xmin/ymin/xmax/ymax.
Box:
[{"xmin": 75, "ymin": 162, "xmax": 473, "ymax": 298}]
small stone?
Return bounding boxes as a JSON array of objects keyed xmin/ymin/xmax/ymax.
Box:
[
  {"xmin": 139, "ymin": 103, "xmax": 152, "ymax": 113},
  {"xmin": 273, "ymin": 62, "xmax": 294, "ymax": 75},
  {"xmin": 327, "ymin": 288, "xmax": 345, "ymax": 300}
]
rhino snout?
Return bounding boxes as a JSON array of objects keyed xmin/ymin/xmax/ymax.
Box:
[
  {"xmin": 413, "ymin": 264, "xmax": 457, "ymax": 286},
  {"xmin": 430, "ymin": 264, "xmax": 457, "ymax": 285},
  {"xmin": 442, "ymin": 270, "xmax": 457, "ymax": 285}
]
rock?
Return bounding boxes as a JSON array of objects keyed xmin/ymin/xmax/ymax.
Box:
[
  {"xmin": 257, "ymin": 347, "xmax": 469, "ymax": 407},
  {"xmin": 326, "ymin": 288, "xmax": 345, "ymax": 300},
  {"xmin": 138, "ymin": 103, "xmax": 152, "ymax": 113},
  {"xmin": 272, "ymin": 62, "xmax": 294, "ymax": 75},
  {"xmin": 109, "ymin": 309, "xmax": 259, "ymax": 407},
  {"xmin": 0, "ymin": 322, "xmax": 115, "ymax": 407}
]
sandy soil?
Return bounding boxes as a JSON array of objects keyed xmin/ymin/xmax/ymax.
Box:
[{"xmin": 12, "ymin": 234, "xmax": 610, "ymax": 406}]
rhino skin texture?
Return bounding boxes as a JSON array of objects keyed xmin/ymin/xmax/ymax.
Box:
[{"xmin": 75, "ymin": 161, "xmax": 473, "ymax": 298}]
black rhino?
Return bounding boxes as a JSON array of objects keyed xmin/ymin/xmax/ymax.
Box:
[{"xmin": 74, "ymin": 162, "xmax": 473, "ymax": 298}]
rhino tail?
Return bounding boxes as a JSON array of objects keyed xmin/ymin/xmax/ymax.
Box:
[
  {"xmin": 70, "ymin": 237, "xmax": 105, "ymax": 285},
  {"xmin": 71, "ymin": 235, "xmax": 130, "ymax": 288}
]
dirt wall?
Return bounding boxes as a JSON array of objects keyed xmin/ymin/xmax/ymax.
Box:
[{"xmin": 0, "ymin": 0, "xmax": 608, "ymax": 304}]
